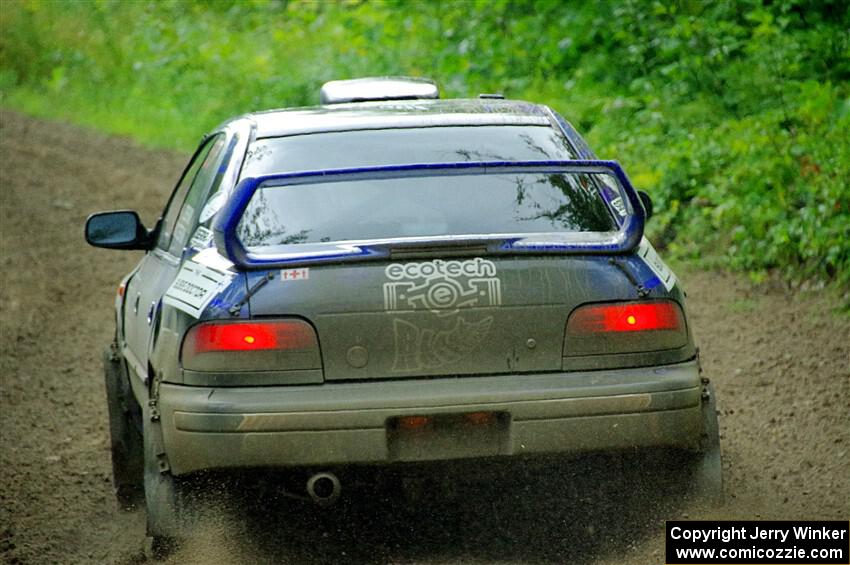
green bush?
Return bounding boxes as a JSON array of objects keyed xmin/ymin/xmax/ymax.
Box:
[{"xmin": 1, "ymin": 0, "xmax": 848, "ymax": 288}]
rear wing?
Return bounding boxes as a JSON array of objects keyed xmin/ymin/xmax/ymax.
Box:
[{"xmin": 213, "ymin": 160, "xmax": 645, "ymax": 270}]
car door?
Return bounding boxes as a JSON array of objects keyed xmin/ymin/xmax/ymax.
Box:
[{"xmin": 122, "ymin": 133, "xmax": 227, "ymax": 382}]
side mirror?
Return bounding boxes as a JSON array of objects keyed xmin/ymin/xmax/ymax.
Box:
[
  {"xmin": 85, "ymin": 211, "xmax": 153, "ymax": 250},
  {"xmin": 638, "ymin": 190, "xmax": 653, "ymax": 221}
]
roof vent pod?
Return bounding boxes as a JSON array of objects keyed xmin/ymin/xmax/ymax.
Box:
[{"xmin": 320, "ymin": 77, "xmax": 439, "ymax": 105}]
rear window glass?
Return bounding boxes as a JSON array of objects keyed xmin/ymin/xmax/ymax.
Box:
[
  {"xmin": 241, "ymin": 126, "xmax": 576, "ymax": 175},
  {"xmin": 237, "ymin": 172, "xmax": 617, "ymax": 249}
]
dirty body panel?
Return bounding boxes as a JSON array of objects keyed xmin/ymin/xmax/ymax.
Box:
[
  {"xmin": 159, "ymin": 359, "xmax": 702, "ymax": 475},
  {"xmin": 243, "ymin": 255, "xmax": 694, "ymax": 382}
]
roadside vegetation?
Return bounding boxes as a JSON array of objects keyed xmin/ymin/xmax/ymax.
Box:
[{"xmin": 1, "ymin": 0, "xmax": 848, "ymax": 290}]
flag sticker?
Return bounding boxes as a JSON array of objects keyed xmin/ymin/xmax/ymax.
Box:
[{"xmin": 280, "ymin": 268, "xmax": 309, "ymax": 282}]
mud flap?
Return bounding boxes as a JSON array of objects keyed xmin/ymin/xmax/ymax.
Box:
[
  {"xmin": 688, "ymin": 380, "xmax": 723, "ymax": 505},
  {"xmin": 143, "ymin": 399, "xmax": 192, "ymax": 554},
  {"xmin": 103, "ymin": 345, "xmax": 143, "ymax": 509},
  {"xmin": 143, "ymin": 399, "xmax": 228, "ymax": 558}
]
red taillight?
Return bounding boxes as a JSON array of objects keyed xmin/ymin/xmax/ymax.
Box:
[
  {"xmin": 182, "ymin": 319, "xmax": 321, "ymax": 372},
  {"xmin": 189, "ymin": 321, "xmax": 316, "ymax": 354},
  {"xmin": 564, "ymin": 300, "xmax": 688, "ymax": 357},
  {"xmin": 567, "ymin": 302, "xmax": 681, "ymax": 334}
]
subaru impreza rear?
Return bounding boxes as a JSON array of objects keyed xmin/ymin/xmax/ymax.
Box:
[
  {"xmin": 165, "ymin": 163, "xmax": 708, "ymax": 470},
  {"xmin": 86, "ymin": 78, "xmax": 721, "ymax": 552}
]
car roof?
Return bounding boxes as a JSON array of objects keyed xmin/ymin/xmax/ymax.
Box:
[{"xmin": 229, "ymin": 98, "xmax": 556, "ymax": 138}]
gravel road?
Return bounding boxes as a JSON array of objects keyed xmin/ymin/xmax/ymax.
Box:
[{"xmin": 1, "ymin": 109, "xmax": 848, "ymax": 564}]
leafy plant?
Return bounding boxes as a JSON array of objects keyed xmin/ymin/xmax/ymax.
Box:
[{"xmin": 1, "ymin": 0, "xmax": 847, "ymax": 287}]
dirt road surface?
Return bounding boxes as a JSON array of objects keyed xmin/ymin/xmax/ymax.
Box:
[{"xmin": 1, "ymin": 109, "xmax": 848, "ymax": 564}]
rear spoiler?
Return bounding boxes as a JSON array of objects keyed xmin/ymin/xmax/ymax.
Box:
[{"xmin": 213, "ymin": 160, "xmax": 645, "ymax": 270}]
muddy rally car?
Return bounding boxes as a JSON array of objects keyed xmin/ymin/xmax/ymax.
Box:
[{"xmin": 85, "ymin": 77, "xmax": 721, "ymax": 551}]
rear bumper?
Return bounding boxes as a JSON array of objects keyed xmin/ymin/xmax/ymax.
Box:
[{"xmin": 159, "ymin": 360, "xmax": 705, "ymax": 476}]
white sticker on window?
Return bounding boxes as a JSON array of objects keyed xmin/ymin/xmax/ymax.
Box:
[
  {"xmin": 637, "ymin": 237, "xmax": 677, "ymax": 291},
  {"xmin": 610, "ymin": 196, "xmax": 627, "ymax": 217},
  {"xmin": 188, "ymin": 226, "xmax": 213, "ymax": 249},
  {"xmin": 163, "ymin": 261, "xmax": 233, "ymax": 318},
  {"xmin": 199, "ymin": 191, "xmax": 226, "ymax": 223}
]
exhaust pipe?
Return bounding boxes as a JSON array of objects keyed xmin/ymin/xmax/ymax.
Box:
[{"xmin": 306, "ymin": 472, "xmax": 341, "ymax": 506}]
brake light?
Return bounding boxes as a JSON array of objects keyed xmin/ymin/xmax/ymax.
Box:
[
  {"xmin": 189, "ymin": 321, "xmax": 316, "ymax": 354},
  {"xmin": 564, "ymin": 300, "xmax": 688, "ymax": 357},
  {"xmin": 567, "ymin": 302, "xmax": 681, "ymax": 334},
  {"xmin": 182, "ymin": 319, "xmax": 321, "ymax": 372}
]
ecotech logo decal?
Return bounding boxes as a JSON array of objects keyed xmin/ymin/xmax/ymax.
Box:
[
  {"xmin": 383, "ymin": 258, "xmax": 502, "ymax": 372},
  {"xmin": 383, "ymin": 258, "xmax": 501, "ymax": 315}
]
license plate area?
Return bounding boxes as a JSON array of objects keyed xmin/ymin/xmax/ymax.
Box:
[{"xmin": 386, "ymin": 411, "xmax": 511, "ymax": 461}]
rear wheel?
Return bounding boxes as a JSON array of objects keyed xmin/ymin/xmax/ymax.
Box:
[{"xmin": 103, "ymin": 346, "xmax": 143, "ymax": 509}]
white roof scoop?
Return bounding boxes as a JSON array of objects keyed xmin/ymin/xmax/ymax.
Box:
[{"xmin": 320, "ymin": 77, "xmax": 439, "ymax": 105}]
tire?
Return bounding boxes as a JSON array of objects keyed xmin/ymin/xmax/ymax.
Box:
[
  {"xmin": 687, "ymin": 380, "xmax": 723, "ymax": 506},
  {"xmin": 103, "ymin": 346, "xmax": 144, "ymax": 509}
]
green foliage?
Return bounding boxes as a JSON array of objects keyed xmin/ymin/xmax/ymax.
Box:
[{"xmin": 1, "ymin": 0, "xmax": 848, "ymax": 287}]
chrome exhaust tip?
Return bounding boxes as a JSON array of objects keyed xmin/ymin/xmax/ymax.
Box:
[{"xmin": 306, "ymin": 472, "xmax": 341, "ymax": 506}]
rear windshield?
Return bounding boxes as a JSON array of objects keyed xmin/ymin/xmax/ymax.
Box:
[
  {"xmin": 237, "ymin": 171, "xmax": 617, "ymax": 248},
  {"xmin": 241, "ymin": 125, "xmax": 577, "ymax": 175}
]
